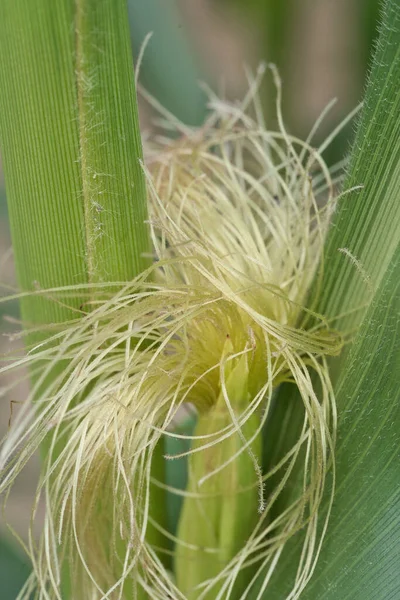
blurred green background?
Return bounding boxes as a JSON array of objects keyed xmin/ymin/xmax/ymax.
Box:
[{"xmin": 0, "ymin": 0, "xmax": 382, "ymax": 596}]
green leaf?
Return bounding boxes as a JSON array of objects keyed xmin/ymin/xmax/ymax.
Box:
[
  {"xmin": 0, "ymin": 1, "xmax": 165, "ymax": 593},
  {"xmin": 299, "ymin": 234, "xmax": 400, "ymax": 599},
  {"xmin": 318, "ymin": 0, "xmax": 400, "ymax": 330},
  {"xmin": 0, "ymin": 0, "xmax": 150, "ymax": 328},
  {"xmin": 0, "ymin": 1, "xmax": 86, "ymax": 327},
  {"xmin": 260, "ymin": 248, "xmax": 400, "ymax": 599},
  {"xmin": 255, "ymin": 0, "xmax": 400, "ymax": 597}
]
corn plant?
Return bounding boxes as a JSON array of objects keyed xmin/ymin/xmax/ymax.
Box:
[{"xmin": 0, "ymin": 0, "xmax": 399, "ymax": 599}]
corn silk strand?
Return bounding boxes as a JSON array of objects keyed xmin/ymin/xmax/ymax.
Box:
[{"xmin": 0, "ymin": 68, "xmax": 347, "ymax": 599}]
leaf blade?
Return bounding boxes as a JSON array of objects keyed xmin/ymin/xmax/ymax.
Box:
[
  {"xmin": 256, "ymin": 0, "xmax": 400, "ymax": 597},
  {"xmin": 0, "ymin": 0, "xmax": 86, "ymax": 325}
]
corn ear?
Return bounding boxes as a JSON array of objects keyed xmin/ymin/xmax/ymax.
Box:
[{"xmin": 176, "ymin": 346, "xmax": 262, "ymax": 599}]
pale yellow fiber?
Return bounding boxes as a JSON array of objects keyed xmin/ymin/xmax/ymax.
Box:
[{"xmin": 1, "ymin": 69, "xmax": 345, "ymax": 599}]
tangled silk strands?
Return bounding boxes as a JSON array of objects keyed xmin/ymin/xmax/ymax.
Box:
[{"xmin": 1, "ymin": 67, "xmax": 349, "ymax": 599}]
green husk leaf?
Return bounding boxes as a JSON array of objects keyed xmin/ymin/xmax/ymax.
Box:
[
  {"xmin": 256, "ymin": 0, "xmax": 400, "ymax": 597},
  {"xmin": 318, "ymin": 0, "xmax": 400, "ymax": 328},
  {"xmin": 176, "ymin": 352, "xmax": 262, "ymax": 599},
  {"xmin": 298, "ymin": 234, "xmax": 400, "ymax": 599},
  {"xmin": 261, "ymin": 245, "xmax": 400, "ymax": 599}
]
